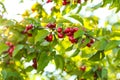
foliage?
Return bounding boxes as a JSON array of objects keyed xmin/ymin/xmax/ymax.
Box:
[{"xmin": 0, "ymin": 0, "xmax": 120, "ymax": 80}]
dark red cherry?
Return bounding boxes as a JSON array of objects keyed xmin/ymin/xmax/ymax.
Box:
[
  {"xmin": 45, "ymin": 34, "xmax": 53, "ymax": 42},
  {"xmin": 86, "ymin": 43, "xmax": 91, "ymax": 47},
  {"xmin": 80, "ymin": 65, "xmax": 86, "ymax": 71}
]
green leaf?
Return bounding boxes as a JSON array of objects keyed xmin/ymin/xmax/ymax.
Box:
[
  {"xmin": 35, "ymin": 30, "xmax": 49, "ymax": 44},
  {"xmin": 65, "ymin": 45, "xmax": 73, "ymax": 51},
  {"xmin": 95, "ymin": 39, "xmax": 107, "ymax": 50},
  {"xmin": 105, "ymin": 40, "xmax": 120, "ymax": 51},
  {"xmin": 0, "ymin": 43, "xmax": 9, "ymax": 54},
  {"xmin": 37, "ymin": 52, "xmax": 51, "ymax": 72},
  {"xmin": 88, "ymin": 50, "xmax": 105, "ymax": 61},
  {"xmin": 112, "ymin": 22, "xmax": 120, "ymax": 31},
  {"xmin": 79, "ymin": 38, "xmax": 90, "ymax": 47},
  {"xmin": 76, "ymin": 5, "xmax": 82, "ymax": 13},
  {"xmin": 101, "ymin": 68, "xmax": 108, "ymax": 80},
  {"xmin": 57, "ymin": 17, "xmax": 72, "ymax": 23},
  {"xmin": 71, "ymin": 49, "xmax": 80, "ymax": 57},
  {"xmin": 13, "ymin": 45, "xmax": 24, "ymax": 57},
  {"xmin": 54, "ymin": 55, "xmax": 64, "ymax": 70},
  {"xmin": 74, "ymin": 30, "xmax": 84, "ymax": 38},
  {"xmin": 69, "ymin": 14, "xmax": 84, "ymax": 25},
  {"xmin": 102, "ymin": 0, "xmax": 113, "ymax": 7},
  {"xmin": 25, "ymin": 66, "xmax": 34, "ymax": 72},
  {"xmin": 1, "ymin": 69, "xmax": 23, "ymax": 80}
]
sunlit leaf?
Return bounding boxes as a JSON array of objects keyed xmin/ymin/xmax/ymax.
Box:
[
  {"xmin": 74, "ymin": 29, "xmax": 84, "ymax": 38},
  {"xmin": 54, "ymin": 55, "xmax": 64, "ymax": 70},
  {"xmin": 0, "ymin": 43, "xmax": 9, "ymax": 54},
  {"xmin": 105, "ymin": 40, "xmax": 120, "ymax": 51},
  {"xmin": 37, "ymin": 52, "xmax": 52, "ymax": 72},
  {"xmin": 70, "ymin": 48, "xmax": 80, "ymax": 57},
  {"xmin": 13, "ymin": 44, "xmax": 24, "ymax": 57},
  {"xmin": 69, "ymin": 14, "xmax": 84, "ymax": 25},
  {"xmin": 35, "ymin": 30, "xmax": 49, "ymax": 44},
  {"xmin": 88, "ymin": 50, "xmax": 105, "ymax": 61}
]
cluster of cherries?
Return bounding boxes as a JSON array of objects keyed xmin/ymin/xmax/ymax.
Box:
[
  {"xmin": 45, "ymin": 23, "xmax": 79, "ymax": 43},
  {"xmin": 32, "ymin": 58, "xmax": 37, "ymax": 69},
  {"xmin": 22, "ymin": 24, "xmax": 33, "ymax": 37},
  {"xmin": 46, "ymin": 0, "xmax": 83, "ymax": 4},
  {"xmin": 45, "ymin": 23, "xmax": 95, "ymax": 46},
  {"xmin": 5, "ymin": 42, "xmax": 15, "ymax": 57}
]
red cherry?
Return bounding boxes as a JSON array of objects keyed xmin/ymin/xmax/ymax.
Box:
[
  {"xmin": 62, "ymin": 1, "xmax": 70, "ymax": 5},
  {"xmin": 46, "ymin": 0, "xmax": 52, "ymax": 3},
  {"xmin": 80, "ymin": 65, "xmax": 86, "ymax": 71},
  {"xmin": 64, "ymin": 27, "xmax": 70, "ymax": 33},
  {"xmin": 86, "ymin": 43, "xmax": 91, "ymax": 47},
  {"xmin": 73, "ymin": 27, "xmax": 79, "ymax": 32},
  {"xmin": 5, "ymin": 42, "xmax": 13, "ymax": 47},
  {"xmin": 90, "ymin": 39, "xmax": 94, "ymax": 44},
  {"xmin": 32, "ymin": 63, "xmax": 37, "ymax": 69},
  {"xmin": 33, "ymin": 58, "xmax": 37, "ymax": 63},
  {"xmin": 45, "ymin": 34, "xmax": 53, "ymax": 42},
  {"xmin": 46, "ymin": 23, "xmax": 56, "ymax": 29},
  {"xmin": 57, "ymin": 27, "xmax": 63, "ymax": 33},
  {"xmin": 26, "ymin": 24, "xmax": 33, "ymax": 31},
  {"xmin": 66, "ymin": 32, "xmax": 73, "ymax": 36},
  {"xmin": 70, "ymin": 28, "xmax": 74, "ymax": 33},
  {"xmin": 8, "ymin": 46, "xmax": 15, "ymax": 57},
  {"xmin": 58, "ymin": 33, "xmax": 64, "ymax": 38},
  {"xmin": 69, "ymin": 36, "xmax": 78, "ymax": 43},
  {"xmin": 77, "ymin": 0, "xmax": 81, "ymax": 3}
]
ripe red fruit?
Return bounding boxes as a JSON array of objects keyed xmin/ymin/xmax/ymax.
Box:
[
  {"xmin": 86, "ymin": 43, "xmax": 91, "ymax": 47},
  {"xmin": 32, "ymin": 63, "xmax": 37, "ymax": 69},
  {"xmin": 73, "ymin": 27, "xmax": 79, "ymax": 32},
  {"xmin": 5, "ymin": 42, "xmax": 13, "ymax": 47},
  {"xmin": 46, "ymin": 0, "xmax": 52, "ymax": 3},
  {"xmin": 69, "ymin": 36, "xmax": 78, "ymax": 43},
  {"xmin": 58, "ymin": 33, "xmax": 64, "ymax": 38},
  {"xmin": 57, "ymin": 27, "xmax": 63, "ymax": 33},
  {"xmin": 90, "ymin": 39, "xmax": 94, "ymax": 44},
  {"xmin": 70, "ymin": 28, "xmax": 75, "ymax": 33},
  {"xmin": 26, "ymin": 24, "xmax": 33, "ymax": 31},
  {"xmin": 64, "ymin": 27, "xmax": 70, "ymax": 33},
  {"xmin": 66, "ymin": 32, "xmax": 73, "ymax": 36},
  {"xmin": 77, "ymin": 0, "xmax": 81, "ymax": 3},
  {"xmin": 80, "ymin": 65, "xmax": 86, "ymax": 71},
  {"xmin": 32, "ymin": 58, "xmax": 37, "ymax": 69},
  {"xmin": 62, "ymin": 1, "xmax": 70, "ymax": 5},
  {"xmin": 33, "ymin": 58, "xmax": 37, "ymax": 64},
  {"xmin": 45, "ymin": 34, "xmax": 53, "ymax": 42},
  {"xmin": 46, "ymin": 23, "xmax": 56, "ymax": 29},
  {"xmin": 8, "ymin": 46, "xmax": 15, "ymax": 57}
]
